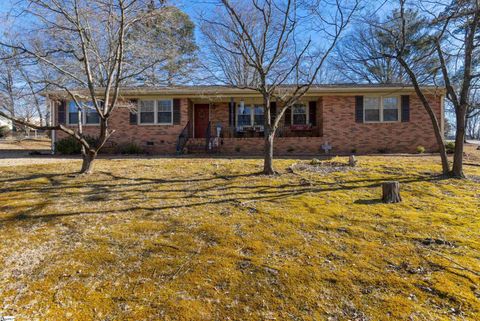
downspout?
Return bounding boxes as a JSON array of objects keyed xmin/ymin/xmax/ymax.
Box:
[{"xmin": 440, "ymin": 94, "xmax": 445, "ymax": 139}]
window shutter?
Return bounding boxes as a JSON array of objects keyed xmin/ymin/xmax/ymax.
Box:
[
  {"xmin": 401, "ymin": 95, "xmax": 410, "ymax": 122},
  {"xmin": 229, "ymin": 101, "xmax": 236, "ymax": 127},
  {"xmin": 284, "ymin": 106, "xmax": 291, "ymax": 126},
  {"xmin": 58, "ymin": 100, "xmax": 66, "ymax": 125},
  {"xmin": 270, "ymin": 101, "xmax": 277, "ymax": 124},
  {"xmin": 173, "ymin": 99, "xmax": 181, "ymax": 124},
  {"xmin": 355, "ymin": 96, "xmax": 364, "ymax": 123},
  {"xmin": 309, "ymin": 101, "xmax": 317, "ymax": 126},
  {"xmin": 318, "ymin": 98, "xmax": 324, "ymax": 136},
  {"xmin": 129, "ymin": 99, "xmax": 138, "ymax": 125}
]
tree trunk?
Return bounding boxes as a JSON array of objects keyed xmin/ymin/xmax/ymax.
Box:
[
  {"xmin": 382, "ymin": 181, "xmax": 402, "ymax": 203},
  {"xmin": 452, "ymin": 106, "xmax": 467, "ymax": 178},
  {"xmin": 348, "ymin": 154, "xmax": 357, "ymax": 167},
  {"xmin": 80, "ymin": 151, "xmax": 96, "ymax": 175},
  {"xmin": 397, "ymin": 58, "xmax": 450, "ymax": 175},
  {"xmin": 263, "ymin": 132, "xmax": 275, "ymax": 175}
]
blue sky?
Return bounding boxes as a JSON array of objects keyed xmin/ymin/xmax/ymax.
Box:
[{"xmin": 0, "ymin": 0, "xmax": 395, "ymax": 46}]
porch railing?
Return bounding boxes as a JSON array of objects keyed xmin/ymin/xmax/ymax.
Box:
[
  {"xmin": 176, "ymin": 121, "xmax": 190, "ymax": 154},
  {"xmin": 220, "ymin": 125, "xmax": 320, "ymax": 138},
  {"xmin": 205, "ymin": 121, "xmax": 211, "ymax": 152}
]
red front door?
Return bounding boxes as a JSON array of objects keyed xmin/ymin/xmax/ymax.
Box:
[{"xmin": 194, "ymin": 104, "xmax": 210, "ymax": 138}]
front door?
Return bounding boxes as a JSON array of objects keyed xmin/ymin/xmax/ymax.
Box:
[{"xmin": 194, "ymin": 104, "xmax": 210, "ymax": 138}]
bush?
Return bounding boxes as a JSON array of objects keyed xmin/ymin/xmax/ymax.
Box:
[
  {"xmin": 0, "ymin": 125, "xmax": 10, "ymax": 138},
  {"xmin": 235, "ymin": 146, "xmax": 241, "ymax": 152},
  {"xmin": 118, "ymin": 142, "xmax": 143, "ymax": 155},
  {"xmin": 416, "ymin": 145, "xmax": 425, "ymax": 154},
  {"xmin": 350, "ymin": 148, "xmax": 357, "ymax": 154},
  {"xmin": 287, "ymin": 147, "xmax": 295, "ymax": 153},
  {"xmin": 56, "ymin": 136, "xmax": 97, "ymax": 155},
  {"xmin": 377, "ymin": 148, "xmax": 389, "ymax": 154},
  {"xmin": 445, "ymin": 141, "xmax": 455, "ymax": 154}
]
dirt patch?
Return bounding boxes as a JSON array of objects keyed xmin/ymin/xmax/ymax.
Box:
[
  {"xmin": 288, "ymin": 159, "xmax": 358, "ymax": 174},
  {"xmin": 0, "ymin": 156, "xmax": 74, "ymax": 167}
]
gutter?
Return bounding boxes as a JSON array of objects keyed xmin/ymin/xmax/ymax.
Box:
[{"xmin": 41, "ymin": 85, "xmax": 447, "ymax": 99}]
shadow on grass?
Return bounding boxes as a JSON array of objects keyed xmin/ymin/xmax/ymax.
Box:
[
  {"xmin": 353, "ymin": 199, "xmax": 384, "ymax": 205},
  {"xmin": 0, "ymin": 167, "xmax": 449, "ymax": 223}
]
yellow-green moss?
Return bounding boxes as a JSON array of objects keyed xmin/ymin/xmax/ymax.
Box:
[{"xmin": 0, "ymin": 153, "xmax": 479, "ymax": 320}]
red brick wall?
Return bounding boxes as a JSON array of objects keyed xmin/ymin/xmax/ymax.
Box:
[
  {"xmin": 54, "ymin": 94, "xmax": 443, "ymax": 155},
  {"xmin": 55, "ymin": 99, "xmax": 189, "ymax": 154},
  {"xmin": 320, "ymin": 95, "xmax": 442, "ymax": 154}
]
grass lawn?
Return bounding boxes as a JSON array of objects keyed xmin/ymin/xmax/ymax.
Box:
[{"xmin": 0, "ymin": 151, "xmax": 479, "ymax": 320}]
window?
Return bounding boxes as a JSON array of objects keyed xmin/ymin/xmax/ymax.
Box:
[
  {"xmin": 68, "ymin": 101, "xmax": 100, "ymax": 125},
  {"xmin": 236, "ymin": 105, "xmax": 264, "ymax": 129},
  {"xmin": 364, "ymin": 97, "xmax": 381, "ymax": 122},
  {"xmin": 237, "ymin": 105, "xmax": 252, "ymax": 128},
  {"xmin": 85, "ymin": 103, "xmax": 100, "ymax": 124},
  {"xmin": 254, "ymin": 106, "xmax": 264, "ymax": 126},
  {"xmin": 139, "ymin": 100, "xmax": 155, "ymax": 124},
  {"xmin": 364, "ymin": 96, "xmax": 400, "ymax": 122},
  {"xmin": 383, "ymin": 97, "xmax": 399, "ymax": 121},
  {"xmin": 292, "ymin": 104, "xmax": 308, "ymax": 125},
  {"xmin": 157, "ymin": 100, "xmax": 173, "ymax": 124},
  {"xmin": 68, "ymin": 101, "xmax": 79, "ymax": 124},
  {"xmin": 138, "ymin": 100, "xmax": 173, "ymax": 125}
]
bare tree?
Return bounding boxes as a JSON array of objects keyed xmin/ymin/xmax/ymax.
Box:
[
  {"xmin": 0, "ymin": 0, "xmax": 191, "ymax": 174},
  {"xmin": 367, "ymin": 0, "xmax": 480, "ymax": 176},
  {"xmin": 200, "ymin": 0, "xmax": 358, "ymax": 175},
  {"xmin": 0, "ymin": 48, "xmax": 18, "ymax": 123},
  {"xmin": 0, "ymin": 46, "xmax": 47, "ymax": 133},
  {"xmin": 466, "ymin": 85, "xmax": 480, "ymax": 139},
  {"xmin": 332, "ymin": 25, "xmax": 407, "ymax": 84},
  {"xmin": 333, "ymin": 8, "xmax": 440, "ymax": 84},
  {"xmin": 366, "ymin": 0, "xmax": 450, "ymax": 175},
  {"xmin": 433, "ymin": 0, "xmax": 480, "ymax": 177}
]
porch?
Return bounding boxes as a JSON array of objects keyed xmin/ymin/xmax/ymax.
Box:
[{"xmin": 176, "ymin": 98, "xmax": 323, "ymax": 153}]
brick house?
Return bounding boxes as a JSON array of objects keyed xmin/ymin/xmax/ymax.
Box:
[{"xmin": 46, "ymin": 84, "xmax": 445, "ymax": 155}]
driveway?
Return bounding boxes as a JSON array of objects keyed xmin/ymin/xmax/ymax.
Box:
[{"xmin": 0, "ymin": 139, "xmax": 73, "ymax": 167}]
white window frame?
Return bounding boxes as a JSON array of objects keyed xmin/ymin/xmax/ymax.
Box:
[
  {"xmin": 138, "ymin": 99, "xmax": 174, "ymax": 125},
  {"xmin": 363, "ymin": 96, "xmax": 401, "ymax": 123},
  {"xmin": 236, "ymin": 104, "xmax": 264, "ymax": 130},
  {"xmin": 291, "ymin": 103, "xmax": 309, "ymax": 125},
  {"xmin": 67, "ymin": 101, "xmax": 100, "ymax": 126}
]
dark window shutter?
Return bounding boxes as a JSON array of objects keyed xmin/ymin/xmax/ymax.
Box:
[
  {"xmin": 229, "ymin": 102, "xmax": 236, "ymax": 127},
  {"xmin": 270, "ymin": 101, "xmax": 277, "ymax": 124},
  {"xmin": 355, "ymin": 96, "xmax": 364, "ymax": 123},
  {"xmin": 173, "ymin": 99, "xmax": 181, "ymax": 124},
  {"xmin": 284, "ymin": 106, "xmax": 291, "ymax": 126},
  {"xmin": 318, "ymin": 98, "xmax": 323, "ymax": 136},
  {"xmin": 58, "ymin": 100, "xmax": 66, "ymax": 125},
  {"xmin": 401, "ymin": 95, "xmax": 410, "ymax": 122},
  {"xmin": 129, "ymin": 99, "xmax": 138, "ymax": 125},
  {"xmin": 309, "ymin": 101, "xmax": 317, "ymax": 126}
]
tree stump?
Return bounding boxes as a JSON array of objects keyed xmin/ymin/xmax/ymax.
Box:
[
  {"xmin": 349, "ymin": 155, "xmax": 357, "ymax": 167},
  {"xmin": 382, "ymin": 181, "xmax": 402, "ymax": 203}
]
